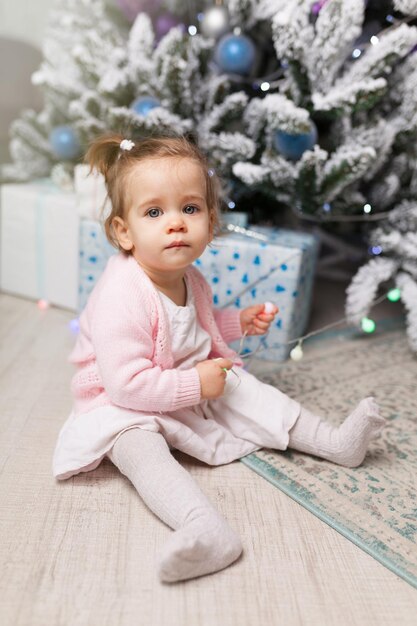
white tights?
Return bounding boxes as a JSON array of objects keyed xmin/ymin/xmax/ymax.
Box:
[
  {"xmin": 107, "ymin": 428, "xmax": 243, "ymax": 583},
  {"xmin": 108, "ymin": 396, "xmax": 385, "ymax": 583}
]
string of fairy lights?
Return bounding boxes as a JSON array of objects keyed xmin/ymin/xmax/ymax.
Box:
[
  {"xmin": 222, "ymin": 224, "xmax": 402, "ymax": 362},
  {"xmin": 238, "ymin": 287, "xmax": 401, "ymax": 364}
]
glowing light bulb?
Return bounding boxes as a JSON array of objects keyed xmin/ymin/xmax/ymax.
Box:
[
  {"xmin": 228, "ymin": 201, "xmax": 236, "ymax": 209},
  {"xmin": 387, "ymin": 288, "xmax": 401, "ymax": 302},
  {"xmin": 69, "ymin": 318, "xmax": 80, "ymax": 334},
  {"xmin": 188, "ymin": 25, "xmax": 197, "ymax": 36},
  {"xmin": 363, "ymin": 203, "xmax": 372, "ymax": 214},
  {"xmin": 290, "ymin": 342, "xmax": 304, "ymax": 361},
  {"xmin": 370, "ymin": 245, "xmax": 382, "ymax": 255},
  {"xmin": 352, "ymin": 48, "xmax": 362, "ymax": 58},
  {"xmin": 260, "ymin": 82, "xmax": 270, "ymax": 92},
  {"xmin": 37, "ymin": 299, "xmax": 50, "ymax": 310},
  {"xmin": 370, "ymin": 35, "xmax": 379, "ymax": 45},
  {"xmin": 361, "ymin": 317, "xmax": 376, "ymax": 333}
]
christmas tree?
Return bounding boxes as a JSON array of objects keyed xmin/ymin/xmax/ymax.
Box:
[
  {"xmin": 2, "ymin": 0, "xmax": 417, "ymax": 348},
  {"xmin": 3, "ymin": 0, "xmax": 417, "ymax": 218}
]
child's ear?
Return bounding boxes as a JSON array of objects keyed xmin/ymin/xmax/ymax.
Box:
[{"xmin": 112, "ymin": 216, "xmax": 133, "ymax": 251}]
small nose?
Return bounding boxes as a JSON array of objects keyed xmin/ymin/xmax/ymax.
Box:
[{"xmin": 167, "ymin": 215, "xmax": 187, "ymax": 232}]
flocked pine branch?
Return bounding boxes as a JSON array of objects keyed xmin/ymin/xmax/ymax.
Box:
[
  {"xmin": 306, "ymin": 0, "xmax": 364, "ymax": 91},
  {"xmin": 345, "ymin": 256, "xmax": 398, "ymax": 324},
  {"xmin": 396, "ymin": 272, "xmax": 417, "ymax": 350},
  {"xmin": 227, "ymin": 0, "xmax": 261, "ymax": 30},
  {"xmin": 294, "ymin": 146, "xmax": 329, "ymax": 213},
  {"xmin": 346, "ymin": 201, "xmax": 417, "ymax": 351},
  {"xmin": 394, "ymin": 0, "xmax": 417, "ymax": 14},
  {"xmin": 342, "ymin": 23, "xmax": 417, "ymax": 84},
  {"xmin": 127, "ymin": 12, "xmax": 155, "ymax": 75},
  {"xmin": 200, "ymin": 93, "xmax": 249, "ymax": 134},
  {"xmin": 232, "ymin": 162, "xmax": 270, "ymax": 186},
  {"xmin": 311, "ymin": 77, "xmax": 387, "ymax": 115}
]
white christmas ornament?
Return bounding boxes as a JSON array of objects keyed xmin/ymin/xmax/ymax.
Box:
[{"xmin": 200, "ymin": 6, "xmax": 230, "ymax": 39}]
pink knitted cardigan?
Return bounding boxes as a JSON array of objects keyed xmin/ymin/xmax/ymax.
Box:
[{"xmin": 70, "ymin": 253, "xmax": 244, "ymax": 416}]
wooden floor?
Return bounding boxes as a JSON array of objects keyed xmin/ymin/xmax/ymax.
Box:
[{"xmin": 0, "ymin": 291, "xmax": 416, "ymax": 626}]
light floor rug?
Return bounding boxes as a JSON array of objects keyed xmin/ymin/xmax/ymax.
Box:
[{"xmin": 241, "ymin": 323, "xmax": 417, "ymax": 588}]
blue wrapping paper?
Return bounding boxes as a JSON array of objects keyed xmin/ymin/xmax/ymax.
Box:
[
  {"xmin": 78, "ymin": 220, "xmax": 116, "ymax": 311},
  {"xmin": 196, "ymin": 226, "xmax": 319, "ymax": 361}
]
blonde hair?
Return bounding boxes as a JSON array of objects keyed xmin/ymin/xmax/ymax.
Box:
[{"xmin": 84, "ymin": 132, "xmax": 221, "ymax": 251}]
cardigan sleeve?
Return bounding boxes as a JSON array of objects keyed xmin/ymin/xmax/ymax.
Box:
[
  {"xmin": 213, "ymin": 308, "xmax": 243, "ymax": 343},
  {"xmin": 90, "ymin": 285, "xmax": 202, "ymax": 413}
]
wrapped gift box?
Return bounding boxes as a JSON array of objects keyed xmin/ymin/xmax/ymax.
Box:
[
  {"xmin": 74, "ymin": 167, "xmax": 115, "ymax": 310},
  {"xmin": 196, "ymin": 226, "xmax": 319, "ymax": 361},
  {"xmin": 0, "ymin": 180, "xmax": 79, "ymax": 309},
  {"xmin": 78, "ymin": 219, "xmax": 116, "ymax": 311}
]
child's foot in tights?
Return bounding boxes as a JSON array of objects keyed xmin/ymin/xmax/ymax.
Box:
[
  {"xmin": 108, "ymin": 428, "xmax": 242, "ymax": 583},
  {"xmin": 288, "ymin": 397, "xmax": 386, "ymax": 468},
  {"xmin": 157, "ymin": 508, "xmax": 242, "ymax": 583}
]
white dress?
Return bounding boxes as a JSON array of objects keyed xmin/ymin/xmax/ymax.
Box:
[{"xmin": 52, "ymin": 278, "xmax": 300, "ymax": 479}]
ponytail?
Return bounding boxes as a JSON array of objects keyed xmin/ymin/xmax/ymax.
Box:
[{"xmin": 84, "ymin": 133, "xmax": 125, "ymax": 182}]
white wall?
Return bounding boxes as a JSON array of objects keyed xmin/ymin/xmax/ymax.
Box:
[
  {"xmin": 0, "ymin": 1, "xmax": 55, "ymax": 161},
  {"xmin": 0, "ymin": 0, "xmax": 55, "ymax": 49}
]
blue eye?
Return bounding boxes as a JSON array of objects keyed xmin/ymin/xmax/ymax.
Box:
[
  {"xmin": 147, "ymin": 208, "xmax": 161, "ymax": 218},
  {"xmin": 183, "ymin": 205, "xmax": 199, "ymax": 214}
]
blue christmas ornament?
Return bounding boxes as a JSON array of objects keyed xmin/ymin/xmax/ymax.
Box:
[
  {"xmin": 131, "ymin": 96, "xmax": 161, "ymax": 117},
  {"xmin": 273, "ymin": 122, "xmax": 318, "ymax": 161},
  {"xmin": 214, "ymin": 34, "xmax": 256, "ymax": 75},
  {"xmin": 49, "ymin": 126, "xmax": 81, "ymax": 160}
]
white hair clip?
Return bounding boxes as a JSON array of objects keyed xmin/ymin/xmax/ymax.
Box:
[{"xmin": 120, "ymin": 139, "xmax": 135, "ymax": 151}]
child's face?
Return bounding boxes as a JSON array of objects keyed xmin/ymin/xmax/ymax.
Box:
[{"xmin": 113, "ymin": 157, "xmax": 213, "ymax": 276}]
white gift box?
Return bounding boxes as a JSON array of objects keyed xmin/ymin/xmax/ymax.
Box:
[{"xmin": 0, "ymin": 180, "xmax": 79, "ymax": 309}]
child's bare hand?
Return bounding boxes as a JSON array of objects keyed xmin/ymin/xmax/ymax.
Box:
[
  {"xmin": 195, "ymin": 358, "xmax": 233, "ymax": 399},
  {"xmin": 240, "ymin": 303, "xmax": 279, "ymax": 336}
]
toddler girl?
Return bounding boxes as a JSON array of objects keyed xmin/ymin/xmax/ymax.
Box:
[{"xmin": 53, "ymin": 133, "xmax": 385, "ymax": 584}]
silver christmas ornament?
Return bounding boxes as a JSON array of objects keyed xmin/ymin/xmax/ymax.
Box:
[{"xmin": 200, "ymin": 5, "xmax": 230, "ymax": 39}]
